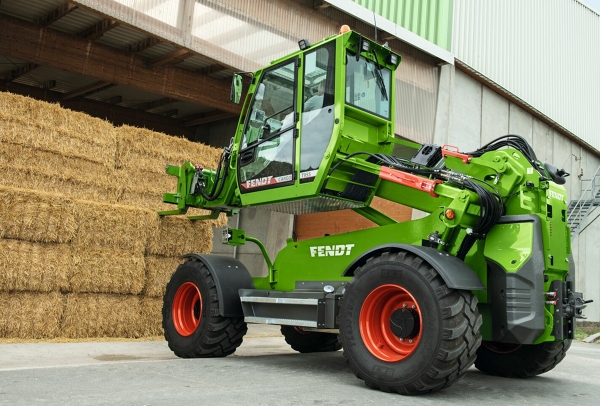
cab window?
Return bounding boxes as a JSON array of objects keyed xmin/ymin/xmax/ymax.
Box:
[
  {"xmin": 299, "ymin": 42, "xmax": 335, "ymax": 182},
  {"xmin": 345, "ymin": 52, "xmax": 391, "ymax": 119},
  {"xmin": 239, "ymin": 60, "xmax": 297, "ymax": 192}
]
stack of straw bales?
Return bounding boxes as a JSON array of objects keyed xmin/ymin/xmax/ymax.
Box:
[{"xmin": 0, "ymin": 92, "xmax": 225, "ymax": 339}]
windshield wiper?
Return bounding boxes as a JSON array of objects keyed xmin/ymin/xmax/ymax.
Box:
[{"xmin": 370, "ymin": 53, "xmax": 388, "ymax": 101}]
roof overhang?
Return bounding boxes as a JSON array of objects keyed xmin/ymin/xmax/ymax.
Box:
[{"xmin": 324, "ymin": 0, "xmax": 454, "ymax": 65}]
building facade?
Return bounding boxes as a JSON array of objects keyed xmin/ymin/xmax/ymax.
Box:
[{"xmin": 1, "ymin": 0, "xmax": 597, "ymax": 320}]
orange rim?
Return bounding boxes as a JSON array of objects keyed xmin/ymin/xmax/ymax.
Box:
[
  {"xmin": 359, "ymin": 284, "xmax": 422, "ymax": 362},
  {"xmin": 172, "ymin": 282, "xmax": 202, "ymax": 337}
]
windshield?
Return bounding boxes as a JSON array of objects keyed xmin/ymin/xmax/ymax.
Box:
[{"xmin": 345, "ymin": 52, "xmax": 391, "ymax": 119}]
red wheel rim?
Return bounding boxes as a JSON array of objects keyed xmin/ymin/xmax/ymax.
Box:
[
  {"xmin": 172, "ymin": 282, "xmax": 202, "ymax": 337},
  {"xmin": 359, "ymin": 284, "xmax": 422, "ymax": 362}
]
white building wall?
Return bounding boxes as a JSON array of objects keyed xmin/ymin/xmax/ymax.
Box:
[
  {"xmin": 435, "ymin": 67, "xmax": 600, "ymax": 321},
  {"xmin": 575, "ymin": 207, "xmax": 600, "ymax": 322},
  {"xmin": 453, "ymin": 0, "xmax": 600, "ymax": 153}
]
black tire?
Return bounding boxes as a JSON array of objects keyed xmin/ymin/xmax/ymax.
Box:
[
  {"xmin": 162, "ymin": 258, "xmax": 247, "ymax": 358},
  {"xmin": 339, "ymin": 251, "xmax": 482, "ymax": 395},
  {"xmin": 475, "ymin": 340, "xmax": 571, "ymax": 377},
  {"xmin": 280, "ymin": 326, "xmax": 342, "ymax": 353}
]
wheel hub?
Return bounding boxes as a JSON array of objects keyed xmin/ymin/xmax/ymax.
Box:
[
  {"xmin": 172, "ymin": 282, "xmax": 202, "ymax": 337},
  {"xmin": 359, "ymin": 284, "xmax": 423, "ymax": 362},
  {"xmin": 389, "ymin": 308, "xmax": 420, "ymax": 339}
]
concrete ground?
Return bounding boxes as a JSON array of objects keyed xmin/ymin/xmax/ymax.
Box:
[{"xmin": 1, "ymin": 325, "xmax": 599, "ymax": 405}]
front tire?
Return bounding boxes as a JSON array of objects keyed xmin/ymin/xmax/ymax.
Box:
[
  {"xmin": 280, "ymin": 326, "xmax": 342, "ymax": 353},
  {"xmin": 339, "ymin": 251, "xmax": 482, "ymax": 395},
  {"xmin": 474, "ymin": 340, "xmax": 571, "ymax": 377},
  {"xmin": 162, "ymin": 258, "xmax": 247, "ymax": 358}
]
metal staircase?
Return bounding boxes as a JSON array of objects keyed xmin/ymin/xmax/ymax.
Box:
[{"xmin": 567, "ymin": 166, "xmax": 600, "ymax": 238}]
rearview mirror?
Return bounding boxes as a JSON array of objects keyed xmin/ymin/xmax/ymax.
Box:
[{"xmin": 230, "ymin": 73, "xmax": 243, "ymax": 104}]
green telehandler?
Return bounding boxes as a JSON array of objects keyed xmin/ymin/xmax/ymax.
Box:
[{"xmin": 159, "ymin": 28, "xmax": 591, "ymax": 394}]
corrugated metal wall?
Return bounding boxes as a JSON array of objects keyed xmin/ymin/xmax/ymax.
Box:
[
  {"xmin": 352, "ymin": 0, "xmax": 453, "ymax": 50},
  {"xmin": 395, "ymin": 55, "xmax": 439, "ymax": 144},
  {"xmin": 453, "ymin": 0, "xmax": 600, "ymax": 153}
]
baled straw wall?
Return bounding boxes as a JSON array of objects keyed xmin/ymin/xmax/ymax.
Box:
[
  {"xmin": 0, "ymin": 239, "xmax": 70, "ymax": 292},
  {"xmin": 0, "ymin": 292, "xmax": 65, "ymax": 339},
  {"xmin": 0, "ymin": 92, "xmax": 225, "ymax": 339}
]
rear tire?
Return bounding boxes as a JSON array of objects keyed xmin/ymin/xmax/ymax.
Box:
[
  {"xmin": 280, "ymin": 326, "xmax": 341, "ymax": 353},
  {"xmin": 162, "ymin": 258, "xmax": 247, "ymax": 358},
  {"xmin": 339, "ymin": 251, "xmax": 482, "ymax": 395},
  {"xmin": 474, "ymin": 340, "xmax": 571, "ymax": 377}
]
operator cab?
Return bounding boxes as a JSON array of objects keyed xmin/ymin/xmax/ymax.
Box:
[{"xmin": 232, "ymin": 30, "xmax": 400, "ymax": 212}]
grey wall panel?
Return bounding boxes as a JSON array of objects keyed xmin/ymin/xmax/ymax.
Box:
[
  {"xmin": 480, "ymin": 86, "xmax": 509, "ymax": 146},
  {"xmin": 432, "ymin": 64, "xmax": 453, "ymax": 146},
  {"xmin": 395, "ymin": 55, "xmax": 440, "ymax": 143},
  {"xmin": 575, "ymin": 207, "xmax": 600, "ymax": 321},
  {"xmin": 449, "ymin": 69, "xmax": 481, "ymax": 151},
  {"xmin": 453, "ymin": 0, "xmax": 600, "ymax": 153},
  {"xmin": 509, "ymin": 104, "xmax": 534, "ymax": 147},
  {"xmin": 532, "ymin": 118, "xmax": 554, "ymax": 166}
]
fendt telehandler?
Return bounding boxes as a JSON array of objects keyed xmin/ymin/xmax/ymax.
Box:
[{"xmin": 158, "ymin": 27, "xmax": 591, "ymax": 394}]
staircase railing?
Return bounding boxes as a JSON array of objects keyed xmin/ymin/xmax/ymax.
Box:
[{"xmin": 567, "ymin": 165, "xmax": 600, "ymax": 238}]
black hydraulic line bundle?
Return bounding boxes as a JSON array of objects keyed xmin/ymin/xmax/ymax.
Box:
[{"xmin": 327, "ymin": 148, "xmax": 505, "ymax": 258}]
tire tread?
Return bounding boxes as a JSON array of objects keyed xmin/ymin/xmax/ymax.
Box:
[
  {"xmin": 340, "ymin": 251, "xmax": 482, "ymax": 395},
  {"xmin": 162, "ymin": 259, "xmax": 247, "ymax": 358}
]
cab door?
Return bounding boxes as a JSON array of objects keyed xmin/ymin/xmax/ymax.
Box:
[
  {"xmin": 238, "ymin": 59, "xmax": 298, "ymax": 193},
  {"xmin": 298, "ymin": 42, "xmax": 336, "ymax": 182}
]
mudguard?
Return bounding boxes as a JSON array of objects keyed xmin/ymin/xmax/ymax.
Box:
[
  {"xmin": 182, "ymin": 253, "xmax": 255, "ymax": 317},
  {"xmin": 343, "ymin": 244, "xmax": 485, "ymax": 291}
]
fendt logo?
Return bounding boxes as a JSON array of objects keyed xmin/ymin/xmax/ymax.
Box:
[
  {"xmin": 548, "ymin": 190, "xmax": 565, "ymax": 202},
  {"xmin": 309, "ymin": 244, "xmax": 355, "ymax": 257}
]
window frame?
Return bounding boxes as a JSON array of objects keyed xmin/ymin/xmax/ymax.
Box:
[
  {"xmin": 345, "ymin": 51, "xmax": 392, "ymax": 120},
  {"xmin": 238, "ymin": 57, "xmax": 299, "ymax": 193}
]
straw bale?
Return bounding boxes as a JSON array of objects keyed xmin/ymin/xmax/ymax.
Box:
[
  {"xmin": 0, "ymin": 93, "xmax": 117, "ymax": 166},
  {"xmin": 114, "ymin": 169, "xmax": 228, "ymax": 227},
  {"xmin": 0, "ymin": 292, "xmax": 65, "ymax": 339},
  {"xmin": 0, "ymin": 186, "xmax": 76, "ymax": 243},
  {"xmin": 61, "ymin": 293, "xmax": 142, "ymax": 338},
  {"xmin": 143, "ymin": 255, "xmax": 185, "ymax": 297},
  {"xmin": 0, "ymin": 239, "xmax": 70, "ymax": 292},
  {"xmin": 0, "ymin": 164, "xmax": 121, "ymax": 204},
  {"xmin": 115, "ymin": 168, "xmax": 176, "ymax": 210},
  {"xmin": 140, "ymin": 296, "xmax": 164, "ymax": 337},
  {"xmin": 0, "ymin": 142, "xmax": 120, "ymax": 203},
  {"xmin": 147, "ymin": 216, "xmax": 213, "ymax": 256},
  {"xmin": 72, "ymin": 201, "xmax": 157, "ymax": 254},
  {"xmin": 70, "ymin": 247, "xmax": 145, "ymax": 295},
  {"xmin": 211, "ymin": 213, "xmax": 228, "ymax": 227},
  {"xmin": 115, "ymin": 125, "xmax": 220, "ymax": 172}
]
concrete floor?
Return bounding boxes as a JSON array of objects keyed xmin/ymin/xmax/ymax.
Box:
[{"xmin": 1, "ymin": 325, "xmax": 599, "ymax": 405}]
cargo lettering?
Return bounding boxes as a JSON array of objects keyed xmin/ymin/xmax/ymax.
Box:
[{"xmin": 309, "ymin": 244, "xmax": 355, "ymax": 257}]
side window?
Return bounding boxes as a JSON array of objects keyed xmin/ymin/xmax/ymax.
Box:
[
  {"xmin": 239, "ymin": 60, "xmax": 296, "ymax": 192},
  {"xmin": 299, "ymin": 42, "xmax": 335, "ymax": 181}
]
